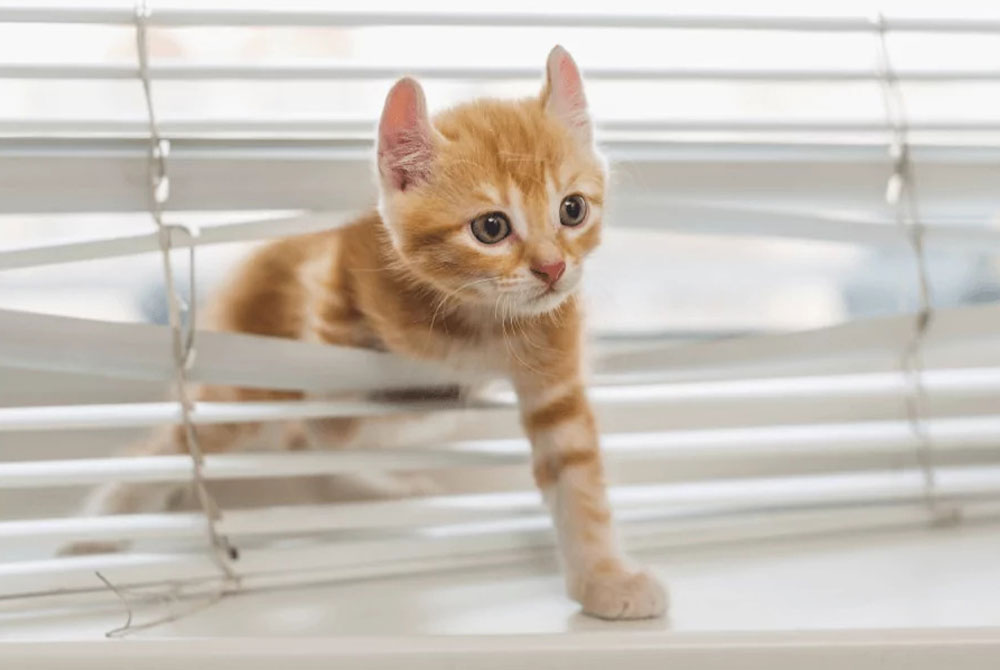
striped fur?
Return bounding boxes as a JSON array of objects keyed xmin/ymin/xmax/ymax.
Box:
[{"xmin": 65, "ymin": 46, "xmax": 665, "ymax": 620}]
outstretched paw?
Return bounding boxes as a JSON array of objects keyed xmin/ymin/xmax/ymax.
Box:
[{"xmin": 572, "ymin": 566, "xmax": 668, "ymax": 620}]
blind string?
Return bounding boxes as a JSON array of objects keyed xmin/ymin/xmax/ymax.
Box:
[
  {"xmin": 133, "ymin": 1, "xmax": 240, "ymax": 581},
  {"xmin": 871, "ymin": 15, "xmax": 959, "ymax": 525},
  {"xmin": 95, "ymin": 571, "xmax": 226, "ymax": 638}
]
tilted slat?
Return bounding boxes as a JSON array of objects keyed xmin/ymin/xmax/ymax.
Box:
[
  {"xmin": 597, "ymin": 300, "xmax": 1000, "ymax": 382},
  {"xmin": 0, "ymin": 308, "xmax": 461, "ymax": 392},
  {"xmin": 611, "ymin": 200, "xmax": 1000, "ymax": 249},
  {"xmin": 4, "ymin": 303, "xmax": 1000, "ymax": 392},
  {"xmin": 0, "ymin": 211, "xmax": 344, "ymax": 270}
]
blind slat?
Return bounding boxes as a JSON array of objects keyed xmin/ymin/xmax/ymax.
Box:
[
  {"xmin": 4, "ymin": 418, "xmax": 1000, "ymax": 489},
  {"xmin": 1, "ymin": 7, "xmax": 998, "ymax": 33},
  {"xmin": 0, "ymin": 137, "xmax": 995, "ymax": 214},
  {"xmin": 4, "ymin": 304, "xmax": 1000, "ymax": 392},
  {"xmin": 0, "ymin": 211, "xmax": 343, "ymax": 270},
  {"xmin": 597, "ymin": 301, "xmax": 1000, "ymax": 382},
  {"xmin": 0, "ymin": 307, "xmax": 461, "ymax": 393},
  {"xmin": 7, "ymin": 63, "xmax": 1000, "ymax": 82},
  {"xmin": 4, "ymin": 367, "xmax": 1000, "ymax": 432},
  {"xmin": 5, "ymin": 205, "xmax": 1000, "ymax": 273},
  {"xmin": 6, "ymin": 468, "xmax": 1000, "ymax": 544},
  {"xmin": 3, "ymin": 473, "xmax": 998, "ymax": 601},
  {"xmin": 8, "ymin": 119, "xmax": 1000, "ymax": 135}
]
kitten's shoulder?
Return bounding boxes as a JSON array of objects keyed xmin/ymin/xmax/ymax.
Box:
[{"xmin": 205, "ymin": 210, "xmax": 381, "ymax": 338}]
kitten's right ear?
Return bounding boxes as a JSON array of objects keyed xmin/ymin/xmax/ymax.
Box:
[
  {"xmin": 541, "ymin": 45, "xmax": 592, "ymax": 145},
  {"xmin": 377, "ymin": 77, "xmax": 434, "ymax": 192}
]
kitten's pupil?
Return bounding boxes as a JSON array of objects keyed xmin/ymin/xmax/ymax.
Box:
[
  {"xmin": 564, "ymin": 200, "xmax": 579, "ymax": 219},
  {"xmin": 487, "ymin": 216, "xmax": 506, "ymax": 238}
]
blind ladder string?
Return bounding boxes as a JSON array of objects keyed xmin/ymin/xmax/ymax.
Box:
[
  {"xmin": 134, "ymin": 0, "xmax": 241, "ymax": 579},
  {"xmin": 872, "ymin": 14, "xmax": 959, "ymax": 525}
]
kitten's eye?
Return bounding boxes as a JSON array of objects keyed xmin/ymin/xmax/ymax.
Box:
[
  {"xmin": 470, "ymin": 212, "xmax": 511, "ymax": 244},
  {"xmin": 559, "ymin": 194, "xmax": 588, "ymax": 227}
]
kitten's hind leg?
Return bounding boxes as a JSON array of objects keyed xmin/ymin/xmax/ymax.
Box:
[
  {"xmin": 304, "ymin": 410, "xmax": 454, "ymax": 501},
  {"xmin": 58, "ymin": 386, "xmax": 286, "ymax": 556},
  {"xmin": 57, "ymin": 426, "xmax": 194, "ymax": 556},
  {"xmin": 58, "ymin": 462, "xmax": 182, "ymax": 555}
]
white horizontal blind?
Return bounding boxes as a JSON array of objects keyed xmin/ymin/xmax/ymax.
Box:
[{"xmin": 1, "ymin": 4, "xmax": 1000, "ymax": 617}]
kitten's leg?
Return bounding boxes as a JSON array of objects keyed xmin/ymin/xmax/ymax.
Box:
[
  {"xmin": 59, "ymin": 386, "xmax": 288, "ymax": 555},
  {"xmin": 58, "ymin": 433, "xmax": 184, "ymax": 555},
  {"xmin": 58, "ymin": 426, "xmax": 199, "ymax": 555},
  {"xmin": 516, "ymin": 375, "xmax": 667, "ymax": 620},
  {"xmin": 303, "ymin": 415, "xmax": 444, "ymax": 499}
]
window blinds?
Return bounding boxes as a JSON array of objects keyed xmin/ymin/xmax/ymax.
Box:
[{"xmin": 1, "ymin": 5, "xmax": 999, "ymax": 606}]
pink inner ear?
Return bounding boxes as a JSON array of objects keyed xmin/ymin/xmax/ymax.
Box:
[
  {"xmin": 546, "ymin": 47, "xmax": 589, "ymax": 134},
  {"xmin": 381, "ymin": 81, "xmax": 420, "ymax": 140},
  {"xmin": 554, "ymin": 54, "xmax": 584, "ymax": 109},
  {"xmin": 378, "ymin": 79, "xmax": 433, "ymax": 191}
]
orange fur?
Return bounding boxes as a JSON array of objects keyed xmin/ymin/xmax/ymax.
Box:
[{"xmin": 67, "ymin": 46, "xmax": 665, "ymax": 620}]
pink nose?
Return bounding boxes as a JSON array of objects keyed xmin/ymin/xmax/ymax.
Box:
[{"xmin": 530, "ymin": 260, "xmax": 566, "ymax": 286}]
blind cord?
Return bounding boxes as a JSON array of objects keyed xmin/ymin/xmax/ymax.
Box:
[
  {"xmin": 872, "ymin": 14, "xmax": 959, "ymax": 526},
  {"xmin": 133, "ymin": 0, "xmax": 240, "ymax": 583}
]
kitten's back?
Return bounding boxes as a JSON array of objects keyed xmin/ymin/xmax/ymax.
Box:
[{"xmin": 204, "ymin": 215, "xmax": 378, "ymax": 344}]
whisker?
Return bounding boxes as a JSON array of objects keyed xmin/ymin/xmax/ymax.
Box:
[
  {"xmin": 500, "ymin": 294, "xmax": 549, "ymax": 378},
  {"xmin": 429, "ymin": 276, "xmax": 498, "ymax": 334}
]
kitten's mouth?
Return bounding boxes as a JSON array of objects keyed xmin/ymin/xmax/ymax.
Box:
[
  {"xmin": 522, "ymin": 284, "xmax": 570, "ymax": 313},
  {"xmin": 532, "ymin": 285, "xmax": 559, "ymax": 300}
]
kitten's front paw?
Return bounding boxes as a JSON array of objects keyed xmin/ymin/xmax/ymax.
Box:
[{"xmin": 572, "ymin": 566, "xmax": 668, "ymax": 620}]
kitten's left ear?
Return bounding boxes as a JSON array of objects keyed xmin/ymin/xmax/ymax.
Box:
[
  {"xmin": 541, "ymin": 45, "xmax": 592, "ymax": 144},
  {"xmin": 377, "ymin": 77, "xmax": 435, "ymax": 192}
]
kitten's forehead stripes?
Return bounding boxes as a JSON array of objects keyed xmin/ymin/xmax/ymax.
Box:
[
  {"xmin": 475, "ymin": 183, "xmax": 502, "ymax": 205},
  {"xmin": 380, "ymin": 83, "xmax": 606, "ymax": 306},
  {"xmin": 505, "ymin": 182, "xmax": 530, "ymax": 240},
  {"xmin": 545, "ymin": 174, "xmax": 561, "ymax": 230}
]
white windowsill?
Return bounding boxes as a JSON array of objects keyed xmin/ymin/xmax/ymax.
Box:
[{"xmin": 2, "ymin": 522, "xmax": 999, "ymax": 667}]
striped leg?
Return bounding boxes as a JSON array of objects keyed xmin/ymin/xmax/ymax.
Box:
[
  {"xmin": 58, "ymin": 385, "xmax": 288, "ymax": 556},
  {"xmin": 516, "ymin": 376, "xmax": 667, "ymax": 619}
]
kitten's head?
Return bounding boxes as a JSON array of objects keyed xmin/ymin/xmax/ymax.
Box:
[{"xmin": 375, "ymin": 46, "xmax": 604, "ymax": 317}]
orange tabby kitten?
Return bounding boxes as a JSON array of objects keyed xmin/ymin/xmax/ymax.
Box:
[{"xmin": 70, "ymin": 46, "xmax": 666, "ymax": 620}]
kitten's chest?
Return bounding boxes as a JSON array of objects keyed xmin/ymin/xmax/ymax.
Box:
[{"xmin": 435, "ymin": 335, "xmax": 514, "ymax": 376}]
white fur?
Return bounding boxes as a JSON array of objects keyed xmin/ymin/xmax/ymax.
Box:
[
  {"xmin": 519, "ymin": 378, "xmax": 580, "ymax": 413},
  {"xmin": 477, "ymin": 182, "xmax": 503, "ymax": 204},
  {"xmin": 531, "ymin": 413, "xmax": 594, "ymax": 454},
  {"xmin": 506, "ymin": 182, "xmax": 530, "ymax": 240}
]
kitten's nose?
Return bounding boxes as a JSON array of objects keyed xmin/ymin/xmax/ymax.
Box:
[{"xmin": 530, "ymin": 260, "xmax": 566, "ymax": 286}]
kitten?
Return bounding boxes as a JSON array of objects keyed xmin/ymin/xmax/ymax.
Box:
[{"xmin": 66, "ymin": 46, "xmax": 666, "ymax": 620}]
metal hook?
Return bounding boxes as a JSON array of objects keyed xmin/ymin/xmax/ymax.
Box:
[{"xmin": 166, "ymin": 223, "xmax": 200, "ymax": 369}]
